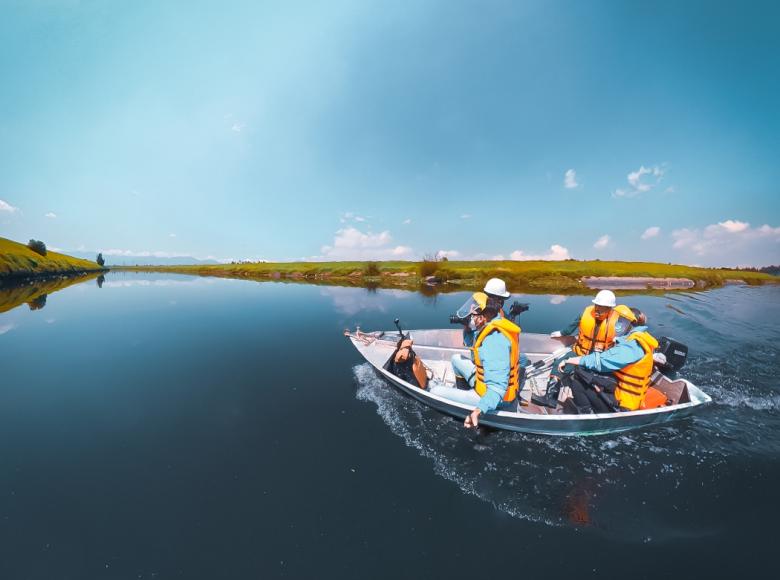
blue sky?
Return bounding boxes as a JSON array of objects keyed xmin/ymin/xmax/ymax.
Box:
[{"xmin": 1, "ymin": 0, "xmax": 778, "ymax": 266}]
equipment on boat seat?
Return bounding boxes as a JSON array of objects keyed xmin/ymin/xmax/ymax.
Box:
[
  {"xmin": 383, "ymin": 319, "xmax": 430, "ymax": 389},
  {"xmin": 640, "ymin": 386, "xmax": 670, "ymax": 409}
]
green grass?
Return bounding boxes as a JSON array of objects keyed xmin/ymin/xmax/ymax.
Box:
[
  {"xmin": 0, "ymin": 236, "xmax": 106, "ymax": 278},
  {"xmin": 113, "ymin": 258, "xmax": 777, "ymax": 292}
]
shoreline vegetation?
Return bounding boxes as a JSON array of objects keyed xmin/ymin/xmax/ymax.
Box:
[
  {"xmin": 111, "ymin": 259, "xmax": 777, "ymax": 293},
  {"xmin": 0, "ymin": 236, "xmax": 106, "ymax": 280},
  {"xmin": 2, "ymin": 235, "xmax": 776, "ymax": 295}
]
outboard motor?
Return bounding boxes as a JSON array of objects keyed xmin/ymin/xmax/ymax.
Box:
[{"xmin": 654, "ymin": 336, "xmax": 688, "ymax": 373}]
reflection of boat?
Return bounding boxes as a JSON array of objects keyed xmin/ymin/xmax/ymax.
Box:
[{"xmin": 345, "ymin": 328, "xmax": 712, "ymax": 436}]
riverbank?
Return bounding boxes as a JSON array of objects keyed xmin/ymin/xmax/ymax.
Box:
[
  {"xmin": 0, "ymin": 236, "xmax": 107, "ymax": 279},
  {"xmin": 112, "ymin": 259, "xmax": 777, "ymax": 292}
]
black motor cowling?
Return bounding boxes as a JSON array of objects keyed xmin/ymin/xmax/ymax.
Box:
[{"xmin": 655, "ymin": 336, "xmax": 688, "ymax": 373}]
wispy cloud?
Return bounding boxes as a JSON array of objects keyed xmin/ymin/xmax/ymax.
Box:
[
  {"xmin": 564, "ymin": 168, "xmax": 579, "ymax": 189},
  {"xmin": 460, "ymin": 214, "xmax": 472, "ymax": 219},
  {"xmin": 641, "ymin": 226, "xmax": 660, "ymax": 240},
  {"xmin": 0, "ymin": 199, "xmax": 19, "ymax": 213},
  {"xmin": 340, "ymin": 212, "xmax": 368, "ymax": 224},
  {"xmin": 169, "ymin": 233, "xmax": 176, "ymax": 238},
  {"xmin": 613, "ymin": 165, "xmax": 666, "ymax": 198},
  {"xmin": 402, "ymin": 218, "xmax": 412, "ymax": 225},
  {"xmin": 231, "ymin": 123, "xmax": 244, "ymax": 132},
  {"xmin": 317, "ymin": 227, "xmax": 413, "ymax": 260},
  {"xmin": 509, "ymin": 244, "xmax": 571, "ymax": 261},
  {"xmin": 593, "ymin": 234, "xmax": 610, "ymax": 249},
  {"xmin": 45, "ymin": 212, "xmax": 57, "ymax": 219}
]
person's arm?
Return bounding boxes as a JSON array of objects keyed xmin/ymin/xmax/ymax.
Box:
[
  {"xmin": 559, "ymin": 315, "xmax": 581, "ymax": 337},
  {"xmin": 567, "ymin": 338, "xmax": 644, "ymax": 373}
]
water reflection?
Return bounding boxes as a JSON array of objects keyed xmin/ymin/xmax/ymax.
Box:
[{"xmin": 0, "ymin": 273, "xmax": 100, "ymax": 314}]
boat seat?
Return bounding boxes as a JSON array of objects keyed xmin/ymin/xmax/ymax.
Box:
[{"xmin": 649, "ymin": 371, "xmax": 690, "ymax": 405}]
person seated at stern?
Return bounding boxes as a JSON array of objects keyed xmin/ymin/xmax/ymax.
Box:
[{"xmin": 557, "ymin": 305, "xmax": 658, "ymax": 414}]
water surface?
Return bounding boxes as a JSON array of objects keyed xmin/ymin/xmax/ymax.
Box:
[{"xmin": 1, "ymin": 272, "xmax": 778, "ymax": 578}]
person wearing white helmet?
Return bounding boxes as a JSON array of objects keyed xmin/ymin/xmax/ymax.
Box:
[
  {"xmin": 532, "ymin": 289, "xmax": 622, "ymax": 409},
  {"xmin": 483, "ymin": 277, "xmax": 529, "ymax": 322}
]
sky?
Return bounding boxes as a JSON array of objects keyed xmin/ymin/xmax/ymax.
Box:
[{"xmin": 0, "ymin": 0, "xmax": 778, "ymax": 267}]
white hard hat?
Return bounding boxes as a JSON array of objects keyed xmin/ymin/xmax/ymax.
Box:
[
  {"xmin": 483, "ymin": 277, "xmax": 510, "ymax": 299},
  {"xmin": 592, "ymin": 289, "xmax": 616, "ymax": 307}
]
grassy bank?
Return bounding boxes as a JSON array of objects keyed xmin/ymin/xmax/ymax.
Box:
[
  {"xmin": 113, "ymin": 259, "xmax": 777, "ymax": 292},
  {"xmin": 0, "ymin": 236, "xmax": 106, "ymax": 279}
]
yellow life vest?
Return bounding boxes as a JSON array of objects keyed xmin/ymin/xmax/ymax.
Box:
[
  {"xmin": 614, "ymin": 331, "xmax": 659, "ymax": 411},
  {"xmin": 573, "ymin": 306, "xmax": 620, "ymax": 356},
  {"xmin": 472, "ymin": 317, "xmax": 521, "ymax": 402}
]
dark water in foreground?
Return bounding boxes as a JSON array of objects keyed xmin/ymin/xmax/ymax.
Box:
[{"xmin": 0, "ymin": 273, "xmax": 778, "ymax": 579}]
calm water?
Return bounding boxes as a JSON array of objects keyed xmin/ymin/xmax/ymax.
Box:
[{"xmin": 1, "ymin": 272, "xmax": 779, "ymax": 579}]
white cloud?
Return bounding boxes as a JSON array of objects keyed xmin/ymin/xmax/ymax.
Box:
[
  {"xmin": 45, "ymin": 212, "xmax": 57, "ymax": 219},
  {"xmin": 317, "ymin": 227, "xmax": 414, "ymax": 260},
  {"xmin": 460, "ymin": 214, "xmax": 472, "ymax": 219},
  {"xmin": 509, "ymin": 244, "xmax": 571, "ymax": 261},
  {"xmin": 641, "ymin": 226, "xmax": 660, "ymax": 240},
  {"xmin": 593, "ymin": 235, "xmax": 610, "ymax": 249},
  {"xmin": 715, "ymin": 219, "xmax": 749, "ymax": 233},
  {"xmin": 402, "ymin": 218, "xmax": 412, "ymax": 225},
  {"xmin": 0, "ymin": 199, "xmax": 19, "ymax": 213},
  {"xmin": 671, "ymin": 219, "xmax": 780, "ymax": 266},
  {"xmin": 231, "ymin": 123, "xmax": 244, "ymax": 132},
  {"xmin": 549, "ymin": 295, "xmax": 568, "ymax": 305},
  {"xmin": 564, "ymin": 168, "xmax": 579, "ymax": 189},
  {"xmin": 340, "ymin": 212, "xmax": 368, "ymax": 224},
  {"xmin": 169, "ymin": 233, "xmax": 176, "ymax": 238},
  {"xmin": 613, "ymin": 165, "xmax": 667, "ymax": 198},
  {"xmin": 100, "ymin": 248, "xmax": 191, "ymax": 258},
  {"xmin": 436, "ymin": 250, "xmax": 460, "ymax": 260}
]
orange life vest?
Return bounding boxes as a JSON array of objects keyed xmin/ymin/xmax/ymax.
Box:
[
  {"xmin": 614, "ymin": 331, "xmax": 659, "ymax": 411},
  {"xmin": 472, "ymin": 317, "xmax": 521, "ymax": 402},
  {"xmin": 573, "ymin": 306, "xmax": 620, "ymax": 356}
]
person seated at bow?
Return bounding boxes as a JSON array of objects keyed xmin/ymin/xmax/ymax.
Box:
[
  {"xmin": 447, "ymin": 296, "xmax": 521, "ymax": 428},
  {"xmin": 557, "ymin": 305, "xmax": 658, "ymax": 414}
]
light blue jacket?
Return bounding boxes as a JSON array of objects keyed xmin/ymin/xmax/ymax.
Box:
[
  {"xmin": 578, "ymin": 325, "xmax": 649, "ymax": 372},
  {"xmin": 474, "ymin": 317, "xmax": 514, "ymax": 414}
]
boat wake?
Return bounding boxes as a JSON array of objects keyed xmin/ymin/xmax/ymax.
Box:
[{"xmin": 352, "ymin": 362, "xmax": 756, "ymax": 542}]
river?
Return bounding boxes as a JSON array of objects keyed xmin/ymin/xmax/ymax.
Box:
[{"xmin": 0, "ymin": 272, "xmax": 778, "ymax": 578}]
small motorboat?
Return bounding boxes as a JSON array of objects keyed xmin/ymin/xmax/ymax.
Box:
[{"xmin": 345, "ymin": 327, "xmax": 712, "ymax": 436}]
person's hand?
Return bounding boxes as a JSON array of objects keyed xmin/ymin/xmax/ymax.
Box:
[
  {"xmin": 464, "ymin": 408, "xmax": 481, "ymax": 429},
  {"xmin": 558, "ymin": 359, "xmax": 568, "ymax": 373},
  {"xmin": 593, "ymin": 385, "xmax": 601, "ymax": 393},
  {"xmin": 550, "ymin": 331, "xmax": 562, "ymax": 338}
]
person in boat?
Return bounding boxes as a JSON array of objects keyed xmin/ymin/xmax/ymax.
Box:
[
  {"xmin": 557, "ymin": 305, "xmax": 658, "ymax": 413},
  {"xmin": 452, "ymin": 297, "xmax": 521, "ymax": 429},
  {"xmin": 484, "ymin": 277, "xmax": 529, "ymax": 322},
  {"xmin": 533, "ymin": 289, "xmax": 623, "ymax": 408}
]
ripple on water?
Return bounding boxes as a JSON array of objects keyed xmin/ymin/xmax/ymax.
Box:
[{"xmin": 353, "ymin": 348, "xmax": 777, "ymax": 542}]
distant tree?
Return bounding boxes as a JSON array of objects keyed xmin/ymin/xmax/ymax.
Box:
[
  {"xmin": 96, "ymin": 253, "xmax": 105, "ymax": 266},
  {"xmin": 27, "ymin": 239, "xmax": 47, "ymax": 256},
  {"xmin": 440, "ymin": 256, "xmax": 449, "ymax": 262},
  {"xmin": 364, "ymin": 261, "xmax": 381, "ymax": 276},
  {"xmin": 419, "ymin": 254, "xmax": 439, "ymax": 278}
]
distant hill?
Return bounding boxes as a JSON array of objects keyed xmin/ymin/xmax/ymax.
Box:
[
  {"xmin": 0, "ymin": 236, "xmax": 106, "ymax": 278},
  {"xmin": 67, "ymin": 252, "xmax": 220, "ymax": 266}
]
